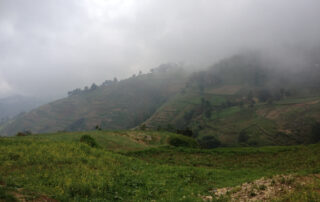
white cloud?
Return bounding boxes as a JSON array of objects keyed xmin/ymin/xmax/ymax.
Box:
[
  {"xmin": 0, "ymin": 72, "xmax": 13, "ymax": 97},
  {"xmin": 0, "ymin": 0, "xmax": 319, "ymax": 99}
]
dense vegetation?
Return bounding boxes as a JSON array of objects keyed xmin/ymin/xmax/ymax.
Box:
[{"xmin": 0, "ymin": 131, "xmax": 319, "ymax": 201}]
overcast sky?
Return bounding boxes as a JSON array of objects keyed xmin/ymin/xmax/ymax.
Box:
[{"xmin": 0, "ymin": 0, "xmax": 320, "ymax": 99}]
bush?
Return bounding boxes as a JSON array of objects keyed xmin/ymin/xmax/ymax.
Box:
[
  {"xmin": 80, "ymin": 135, "xmax": 98, "ymax": 148},
  {"xmin": 176, "ymin": 128, "xmax": 193, "ymax": 137},
  {"xmin": 198, "ymin": 136, "xmax": 221, "ymax": 149},
  {"xmin": 95, "ymin": 125, "xmax": 102, "ymax": 131},
  {"xmin": 311, "ymin": 122, "xmax": 320, "ymax": 142},
  {"xmin": 16, "ymin": 130, "xmax": 32, "ymax": 136},
  {"xmin": 168, "ymin": 136, "xmax": 198, "ymax": 148},
  {"xmin": 140, "ymin": 124, "xmax": 147, "ymax": 131}
]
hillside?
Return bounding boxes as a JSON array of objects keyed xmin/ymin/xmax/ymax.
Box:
[
  {"xmin": 0, "ymin": 95, "xmax": 46, "ymax": 122},
  {"xmin": 144, "ymin": 89, "xmax": 320, "ymax": 147},
  {"xmin": 0, "ymin": 131, "xmax": 320, "ymax": 201},
  {"xmin": 0, "ymin": 65, "xmax": 188, "ymax": 136},
  {"xmin": 1, "ymin": 53, "xmax": 320, "ymax": 148},
  {"xmin": 144, "ymin": 53, "xmax": 320, "ymax": 146}
]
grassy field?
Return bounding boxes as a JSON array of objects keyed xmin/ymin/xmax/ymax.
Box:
[{"xmin": 1, "ymin": 131, "xmax": 320, "ymax": 201}]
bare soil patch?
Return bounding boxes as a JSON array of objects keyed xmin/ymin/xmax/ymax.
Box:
[{"xmin": 202, "ymin": 174, "xmax": 320, "ymax": 202}]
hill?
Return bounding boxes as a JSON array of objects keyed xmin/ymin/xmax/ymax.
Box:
[
  {"xmin": 1, "ymin": 52, "xmax": 320, "ymax": 148},
  {"xmin": 0, "ymin": 64, "xmax": 188, "ymax": 136},
  {"xmin": 0, "ymin": 95, "xmax": 46, "ymax": 123},
  {"xmin": 143, "ymin": 53, "xmax": 320, "ymax": 146},
  {"xmin": 0, "ymin": 131, "xmax": 320, "ymax": 201}
]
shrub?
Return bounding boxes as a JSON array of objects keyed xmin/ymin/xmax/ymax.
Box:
[
  {"xmin": 176, "ymin": 128, "xmax": 193, "ymax": 137},
  {"xmin": 311, "ymin": 122, "xmax": 320, "ymax": 142},
  {"xmin": 16, "ymin": 130, "xmax": 32, "ymax": 136},
  {"xmin": 95, "ymin": 125, "xmax": 102, "ymax": 131},
  {"xmin": 140, "ymin": 124, "xmax": 147, "ymax": 131},
  {"xmin": 80, "ymin": 135, "xmax": 98, "ymax": 148},
  {"xmin": 198, "ymin": 135, "xmax": 221, "ymax": 149},
  {"xmin": 168, "ymin": 136, "xmax": 198, "ymax": 148}
]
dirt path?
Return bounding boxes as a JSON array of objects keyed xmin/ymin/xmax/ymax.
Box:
[{"xmin": 202, "ymin": 174, "xmax": 320, "ymax": 201}]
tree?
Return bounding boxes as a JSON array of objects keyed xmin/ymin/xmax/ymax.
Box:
[
  {"xmin": 176, "ymin": 128, "xmax": 193, "ymax": 137},
  {"xmin": 257, "ymin": 89, "xmax": 272, "ymax": 102},
  {"xmin": 140, "ymin": 124, "xmax": 147, "ymax": 131},
  {"xmin": 95, "ymin": 125, "xmax": 102, "ymax": 131},
  {"xmin": 90, "ymin": 83, "xmax": 98, "ymax": 90},
  {"xmin": 68, "ymin": 88, "xmax": 82, "ymax": 96},
  {"xmin": 199, "ymin": 136, "xmax": 221, "ymax": 149}
]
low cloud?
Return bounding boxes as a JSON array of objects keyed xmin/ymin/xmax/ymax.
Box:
[{"xmin": 0, "ymin": 0, "xmax": 319, "ymax": 99}]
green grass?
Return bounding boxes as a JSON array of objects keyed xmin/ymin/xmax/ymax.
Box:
[
  {"xmin": 125, "ymin": 145, "xmax": 320, "ymax": 173},
  {"xmin": 143, "ymin": 87, "xmax": 320, "ymax": 146},
  {"xmin": 11, "ymin": 130, "xmax": 179, "ymax": 152},
  {"xmin": 275, "ymin": 96, "xmax": 320, "ymax": 105},
  {"xmin": 1, "ymin": 131, "xmax": 320, "ymax": 201},
  {"xmin": 0, "ymin": 186, "xmax": 17, "ymax": 202}
]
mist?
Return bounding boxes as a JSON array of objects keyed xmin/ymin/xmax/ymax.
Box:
[{"xmin": 1, "ymin": 0, "xmax": 320, "ymax": 99}]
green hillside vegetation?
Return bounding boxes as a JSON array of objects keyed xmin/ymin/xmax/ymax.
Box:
[
  {"xmin": 7, "ymin": 130, "xmax": 194, "ymax": 152},
  {"xmin": 0, "ymin": 64, "xmax": 188, "ymax": 136},
  {"xmin": 1, "ymin": 131, "xmax": 320, "ymax": 201},
  {"xmin": 144, "ymin": 53, "xmax": 320, "ymax": 147},
  {"xmin": 1, "ymin": 52, "xmax": 320, "ymax": 149}
]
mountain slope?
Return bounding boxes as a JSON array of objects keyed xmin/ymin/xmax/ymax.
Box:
[
  {"xmin": 143, "ymin": 53, "xmax": 320, "ymax": 146},
  {"xmin": 0, "ymin": 95, "xmax": 46, "ymax": 121},
  {"xmin": 0, "ymin": 66, "xmax": 188, "ymax": 136},
  {"xmin": 2, "ymin": 52, "xmax": 320, "ymax": 147}
]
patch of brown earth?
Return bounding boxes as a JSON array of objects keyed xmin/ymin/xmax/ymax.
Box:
[
  {"xmin": 202, "ymin": 174, "xmax": 320, "ymax": 202},
  {"xmin": 0, "ymin": 185, "xmax": 57, "ymax": 202},
  {"xmin": 306, "ymin": 100, "xmax": 320, "ymax": 105},
  {"xmin": 257, "ymin": 99, "xmax": 320, "ymax": 120},
  {"xmin": 12, "ymin": 191, "xmax": 57, "ymax": 202},
  {"xmin": 257, "ymin": 107, "xmax": 293, "ymax": 120},
  {"xmin": 125, "ymin": 133, "xmax": 153, "ymax": 145}
]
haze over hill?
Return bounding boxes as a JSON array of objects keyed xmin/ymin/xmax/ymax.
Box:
[
  {"xmin": 0, "ymin": 64, "xmax": 189, "ymax": 136},
  {"xmin": 2, "ymin": 1, "xmax": 320, "ymax": 201},
  {"xmin": 0, "ymin": 95, "xmax": 47, "ymax": 123},
  {"xmin": 1, "ymin": 0, "xmax": 320, "ymax": 100},
  {"xmin": 0, "ymin": 0, "xmax": 320, "ymax": 143},
  {"xmin": 1, "ymin": 51, "xmax": 320, "ymax": 148}
]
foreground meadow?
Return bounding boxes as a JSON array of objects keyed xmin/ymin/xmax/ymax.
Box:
[{"xmin": 1, "ymin": 131, "xmax": 320, "ymax": 201}]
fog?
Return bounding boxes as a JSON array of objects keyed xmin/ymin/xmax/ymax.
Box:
[{"xmin": 1, "ymin": 0, "xmax": 320, "ymax": 99}]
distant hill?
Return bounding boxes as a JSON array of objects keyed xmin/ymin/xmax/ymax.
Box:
[
  {"xmin": 0, "ymin": 64, "xmax": 188, "ymax": 136},
  {"xmin": 143, "ymin": 52, "xmax": 320, "ymax": 146},
  {"xmin": 0, "ymin": 95, "xmax": 46, "ymax": 122},
  {"xmin": 1, "ymin": 53, "xmax": 320, "ymax": 147}
]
